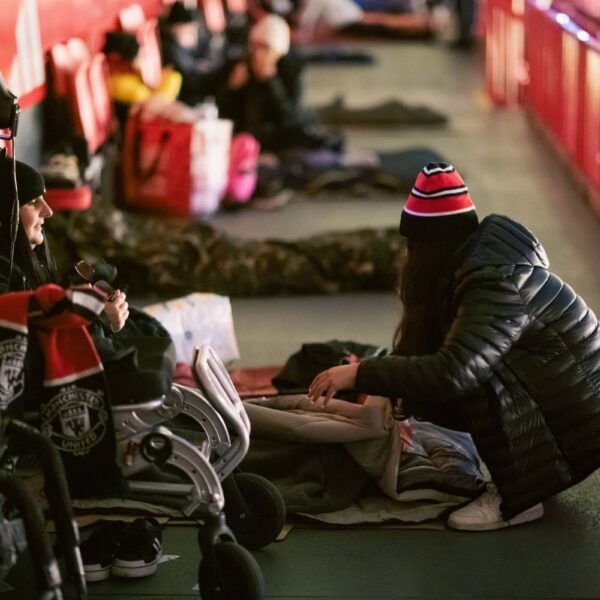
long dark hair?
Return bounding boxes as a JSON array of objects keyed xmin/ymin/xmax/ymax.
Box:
[
  {"xmin": 392, "ymin": 237, "xmax": 467, "ymax": 356},
  {"xmin": 1, "ymin": 222, "xmax": 57, "ymax": 290}
]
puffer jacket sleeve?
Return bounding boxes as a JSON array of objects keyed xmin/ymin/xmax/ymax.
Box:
[{"xmin": 356, "ymin": 269, "xmax": 532, "ymax": 404}]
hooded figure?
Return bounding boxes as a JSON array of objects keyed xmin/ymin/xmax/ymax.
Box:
[
  {"xmin": 0, "ymin": 155, "xmax": 54, "ymax": 292},
  {"xmin": 308, "ymin": 162, "xmax": 600, "ymax": 531},
  {"xmin": 159, "ymin": 0, "xmax": 224, "ymax": 106}
]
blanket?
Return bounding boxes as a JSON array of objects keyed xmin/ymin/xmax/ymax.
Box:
[
  {"xmin": 46, "ymin": 202, "xmax": 402, "ymax": 298},
  {"xmin": 242, "ymin": 394, "xmax": 485, "ymax": 523},
  {"xmin": 314, "ymin": 97, "xmax": 447, "ymax": 127}
]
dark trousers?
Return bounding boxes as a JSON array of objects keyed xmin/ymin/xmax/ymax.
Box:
[{"xmin": 454, "ymin": 0, "xmax": 476, "ymax": 41}]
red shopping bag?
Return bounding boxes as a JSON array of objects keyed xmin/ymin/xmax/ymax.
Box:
[
  {"xmin": 123, "ymin": 105, "xmax": 232, "ymax": 216},
  {"xmin": 123, "ymin": 113, "xmax": 193, "ymax": 216}
]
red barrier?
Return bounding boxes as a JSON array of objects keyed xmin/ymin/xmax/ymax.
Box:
[
  {"xmin": 583, "ymin": 50, "xmax": 600, "ymax": 196},
  {"xmin": 485, "ymin": 0, "xmax": 600, "ymax": 210},
  {"xmin": 524, "ymin": 2, "xmax": 600, "ymax": 210},
  {"xmin": 0, "ymin": 0, "xmax": 164, "ymax": 109},
  {"xmin": 485, "ymin": 0, "xmax": 526, "ymax": 107},
  {"xmin": 36, "ymin": 0, "xmax": 164, "ymax": 52}
]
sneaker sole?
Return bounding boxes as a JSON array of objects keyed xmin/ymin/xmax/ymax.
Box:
[
  {"xmin": 111, "ymin": 553, "xmax": 162, "ymax": 578},
  {"xmin": 84, "ymin": 565, "xmax": 111, "ymax": 582},
  {"xmin": 448, "ymin": 503, "xmax": 544, "ymax": 531}
]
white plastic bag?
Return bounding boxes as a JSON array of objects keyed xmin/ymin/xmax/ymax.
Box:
[
  {"xmin": 143, "ymin": 293, "xmax": 240, "ymax": 365},
  {"xmin": 190, "ymin": 118, "xmax": 233, "ymax": 215}
]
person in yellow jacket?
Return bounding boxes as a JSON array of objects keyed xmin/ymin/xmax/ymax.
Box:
[{"xmin": 103, "ymin": 31, "xmax": 182, "ymax": 107}]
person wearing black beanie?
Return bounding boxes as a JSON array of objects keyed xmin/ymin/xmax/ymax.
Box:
[
  {"xmin": 167, "ymin": 1, "xmax": 197, "ymax": 25},
  {"xmin": 160, "ymin": 0, "xmax": 223, "ymax": 107},
  {"xmin": 0, "ymin": 155, "xmax": 128, "ymax": 336},
  {"xmin": 101, "ymin": 30, "xmax": 181, "ymax": 115},
  {"xmin": 0, "ymin": 155, "xmax": 55, "ymax": 292},
  {"xmin": 308, "ymin": 162, "xmax": 600, "ymax": 534},
  {"xmin": 103, "ymin": 31, "xmax": 141, "ymax": 63}
]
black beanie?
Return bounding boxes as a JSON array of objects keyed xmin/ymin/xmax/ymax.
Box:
[
  {"xmin": 0, "ymin": 156, "xmax": 46, "ymax": 206},
  {"xmin": 167, "ymin": 1, "xmax": 197, "ymax": 24},
  {"xmin": 103, "ymin": 31, "xmax": 140, "ymax": 61}
]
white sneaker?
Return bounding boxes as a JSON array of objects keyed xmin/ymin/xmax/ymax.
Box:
[{"xmin": 447, "ymin": 483, "xmax": 544, "ymax": 531}]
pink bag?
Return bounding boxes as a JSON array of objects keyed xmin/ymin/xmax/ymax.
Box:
[{"xmin": 224, "ymin": 133, "xmax": 260, "ymax": 205}]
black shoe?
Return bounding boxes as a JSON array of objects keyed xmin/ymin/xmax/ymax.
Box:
[
  {"xmin": 81, "ymin": 520, "xmax": 128, "ymax": 582},
  {"xmin": 111, "ymin": 518, "xmax": 162, "ymax": 578}
]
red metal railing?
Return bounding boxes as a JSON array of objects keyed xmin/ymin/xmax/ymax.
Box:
[
  {"xmin": 485, "ymin": 0, "xmax": 526, "ymax": 107},
  {"xmin": 485, "ymin": 0, "xmax": 600, "ymax": 209}
]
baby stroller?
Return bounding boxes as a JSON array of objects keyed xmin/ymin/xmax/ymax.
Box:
[
  {"xmin": 111, "ymin": 343, "xmax": 287, "ymax": 597},
  {"xmin": 171, "ymin": 344, "xmax": 287, "ymax": 549},
  {"xmin": 72, "ymin": 262, "xmax": 285, "ymax": 549},
  {"xmin": 112, "ymin": 338, "xmax": 286, "ymax": 551}
]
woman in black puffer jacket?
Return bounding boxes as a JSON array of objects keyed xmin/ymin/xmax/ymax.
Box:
[{"xmin": 308, "ymin": 162, "xmax": 600, "ymax": 531}]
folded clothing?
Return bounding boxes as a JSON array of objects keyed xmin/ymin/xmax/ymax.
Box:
[{"xmin": 314, "ymin": 96, "xmax": 448, "ymax": 126}]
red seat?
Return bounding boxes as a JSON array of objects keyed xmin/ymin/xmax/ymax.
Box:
[
  {"xmin": 137, "ymin": 19, "xmax": 163, "ymax": 90},
  {"xmin": 45, "ymin": 39, "xmax": 113, "ymax": 207},
  {"xmin": 66, "ymin": 38, "xmax": 91, "ymax": 65},
  {"xmin": 119, "ymin": 3, "xmax": 146, "ymax": 33},
  {"xmin": 117, "ymin": 4, "xmax": 163, "ymax": 90},
  {"xmin": 49, "ymin": 43, "xmax": 75, "ymax": 98},
  {"xmin": 44, "ymin": 186, "xmax": 93, "ymax": 212},
  {"xmin": 71, "ymin": 59, "xmax": 102, "ymax": 154},
  {"xmin": 87, "ymin": 53, "xmax": 114, "ymax": 145},
  {"xmin": 49, "ymin": 39, "xmax": 113, "ymax": 156}
]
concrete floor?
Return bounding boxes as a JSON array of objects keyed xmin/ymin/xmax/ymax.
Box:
[{"xmin": 7, "ymin": 36, "xmax": 600, "ymax": 600}]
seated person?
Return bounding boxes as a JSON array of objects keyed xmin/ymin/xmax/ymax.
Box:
[
  {"xmin": 0, "ymin": 155, "xmax": 127, "ymax": 448},
  {"xmin": 0, "ymin": 154, "xmax": 174, "ymax": 401},
  {"xmin": 160, "ymin": 1, "xmax": 227, "ymax": 106},
  {"xmin": 216, "ymin": 15, "xmax": 338, "ymax": 155},
  {"xmin": 0, "ymin": 156, "xmax": 176, "ymax": 502},
  {"xmin": 0, "ymin": 156, "xmax": 129, "ymax": 329},
  {"xmin": 103, "ymin": 31, "xmax": 182, "ymax": 126}
]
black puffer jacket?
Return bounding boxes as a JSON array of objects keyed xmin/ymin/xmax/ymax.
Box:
[{"xmin": 356, "ymin": 214, "xmax": 600, "ymax": 517}]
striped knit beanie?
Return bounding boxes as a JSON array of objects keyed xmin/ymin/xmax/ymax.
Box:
[{"xmin": 399, "ymin": 163, "xmax": 479, "ymax": 240}]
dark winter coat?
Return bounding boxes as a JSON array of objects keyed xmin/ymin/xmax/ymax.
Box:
[
  {"xmin": 160, "ymin": 30, "xmax": 225, "ymax": 106},
  {"xmin": 216, "ymin": 63, "xmax": 303, "ymax": 152},
  {"xmin": 356, "ymin": 214, "xmax": 600, "ymax": 518},
  {"xmin": 213, "ymin": 55, "xmax": 343, "ymax": 154}
]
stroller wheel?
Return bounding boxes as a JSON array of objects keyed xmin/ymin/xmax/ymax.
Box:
[
  {"xmin": 198, "ymin": 541, "xmax": 264, "ymax": 599},
  {"xmin": 225, "ymin": 472, "xmax": 287, "ymax": 549}
]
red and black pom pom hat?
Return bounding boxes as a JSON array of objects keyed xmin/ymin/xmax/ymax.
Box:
[{"xmin": 399, "ymin": 163, "xmax": 479, "ymax": 240}]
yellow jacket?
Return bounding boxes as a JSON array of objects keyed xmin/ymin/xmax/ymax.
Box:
[{"xmin": 107, "ymin": 69, "xmax": 182, "ymax": 104}]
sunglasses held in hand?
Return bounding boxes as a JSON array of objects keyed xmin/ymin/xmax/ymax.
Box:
[{"xmin": 74, "ymin": 260, "xmax": 117, "ymax": 302}]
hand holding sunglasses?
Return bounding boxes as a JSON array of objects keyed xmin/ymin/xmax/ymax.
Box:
[
  {"xmin": 74, "ymin": 259, "xmax": 117, "ymax": 301},
  {"xmin": 74, "ymin": 260, "xmax": 129, "ymax": 331}
]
